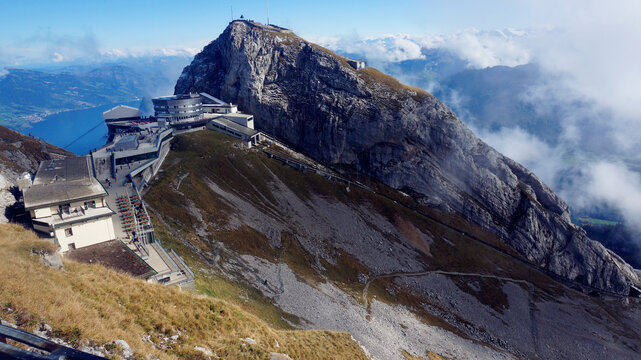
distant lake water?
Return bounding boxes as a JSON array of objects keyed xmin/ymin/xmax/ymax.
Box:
[{"xmin": 25, "ymin": 100, "xmax": 141, "ymax": 155}]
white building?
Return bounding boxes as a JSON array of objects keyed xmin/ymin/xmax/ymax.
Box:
[
  {"xmin": 22, "ymin": 157, "xmax": 116, "ymax": 252},
  {"xmin": 200, "ymin": 92, "xmax": 239, "ymax": 114},
  {"xmin": 347, "ymin": 59, "xmax": 366, "ymax": 70},
  {"xmin": 204, "ymin": 112, "xmax": 254, "ymax": 129},
  {"xmin": 206, "ymin": 116, "xmax": 260, "ymax": 148}
]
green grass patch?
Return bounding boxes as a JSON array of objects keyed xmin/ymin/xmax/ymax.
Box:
[{"xmin": 578, "ymin": 217, "xmax": 621, "ymax": 226}]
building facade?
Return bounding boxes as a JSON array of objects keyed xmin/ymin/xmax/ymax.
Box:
[
  {"xmin": 22, "ymin": 157, "xmax": 116, "ymax": 252},
  {"xmin": 206, "ymin": 116, "xmax": 259, "ymax": 148},
  {"xmin": 200, "ymin": 92, "xmax": 239, "ymax": 114},
  {"xmin": 152, "ymin": 93, "xmax": 203, "ymax": 125}
]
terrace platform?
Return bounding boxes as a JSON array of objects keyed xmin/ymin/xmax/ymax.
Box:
[
  {"xmin": 66, "ymin": 240, "xmax": 156, "ymax": 279},
  {"xmin": 90, "ymin": 141, "xmax": 194, "ymax": 286}
]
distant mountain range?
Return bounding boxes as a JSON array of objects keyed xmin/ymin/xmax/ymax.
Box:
[{"xmin": 0, "ymin": 55, "xmax": 192, "ymax": 129}]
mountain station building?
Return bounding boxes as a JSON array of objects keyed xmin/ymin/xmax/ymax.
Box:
[{"xmin": 22, "ymin": 157, "xmax": 115, "ymax": 252}]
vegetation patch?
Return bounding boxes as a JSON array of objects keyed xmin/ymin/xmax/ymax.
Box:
[
  {"xmin": 215, "ymin": 225, "xmax": 278, "ymax": 262},
  {"xmin": 0, "ymin": 224, "xmax": 367, "ymax": 359},
  {"xmin": 451, "ymin": 277, "xmax": 510, "ymax": 315}
]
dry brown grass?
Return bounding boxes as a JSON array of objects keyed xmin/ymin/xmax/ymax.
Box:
[
  {"xmin": 426, "ymin": 351, "xmax": 449, "ymax": 360},
  {"xmin": 359, "ymin": 67, "xmax": 433, "ymax": 101},
  {"xmin": 402, "ymin": 349, "xmax": 424, "ymax": 360},
  {"xmin": 0, "ymin": 224, "xmax": 367, "ymax": 359}
]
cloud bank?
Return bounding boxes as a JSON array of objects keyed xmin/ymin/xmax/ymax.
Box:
[
  {"xmin": 317, "ymin": 28, "xmax": 531, "ymax": 69},
  {"xmin": 319, "ymin": 0, "xmax": 641, "ymax": 240}
]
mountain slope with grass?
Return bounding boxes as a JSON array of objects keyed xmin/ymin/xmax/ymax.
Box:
[
  {"xmin": 143, "ymin": 130, "xmax": 641, "ymax": 360},
  {"xmin": 174, "ymin": 20, "xmax": 639, "ymax": 295},
  {"xmin": 0, "ymin": 223, "xmax": 367, "ymax": 360}
]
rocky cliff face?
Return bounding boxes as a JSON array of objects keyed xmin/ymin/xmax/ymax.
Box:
[{"xmin": 175, "ymin": 20, "xmax": 638, "ymax": 294}]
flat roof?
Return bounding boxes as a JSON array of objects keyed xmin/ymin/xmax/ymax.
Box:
[
  {"xmin": 66, "ymin": 240, "xmax": 156, "ymax": 278},
  {"xmin": 222, "ymin": 113, "xmax": 253, "ymax": 120},
  {"xmin": 209, "ymin": 117, "xmax": 259, "ymax": 138},
  {"xmin": 23, "ymin": 157, "xmax": 108, "ymax": 210},
  {"xmin": 200, "ymin": 92, "xmax": 227, "ymax": 105},
  {"xmin": 102, "ymin": 105, "xmax": 140, "ymax": 120},
  {"xmin": 202, "ymin": 103, "xmax": 236, "ymax": 108}
]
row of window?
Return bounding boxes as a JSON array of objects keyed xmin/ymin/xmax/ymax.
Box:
[
  {"xmin": 57, "ymin": 200, "xmax": 96, "ymax": 214},
  {"xmin": 209, "ymin": 123, "xmax": 244, "ymax": 138},
  {"xmin": 115, "ymin": 151, "xmax": 156, "ymax": 165},
  {"xmin": 155, "ymin": 104, "xmax": 201, "ymax": 109}
]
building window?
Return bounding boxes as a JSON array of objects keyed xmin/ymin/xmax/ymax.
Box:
[
  {"xmin": 84, "ymin": 200, "xmax": 96, "ymax": 209},
  {"xmin": 65, "ymin": 228, "xmax": 73, "ymax": 237},
  {"xmin": 59, "ymin": 203, "xmax": 71, "ymax": 214}
]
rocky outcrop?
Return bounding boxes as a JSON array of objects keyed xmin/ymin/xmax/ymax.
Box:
[
  {"xmin": 175, "ymin": 20, "xmax": 638, "ymax": 294},
  {"xmin": 0, "ymin": 126, "xmax": 70, "ymax": 223}
]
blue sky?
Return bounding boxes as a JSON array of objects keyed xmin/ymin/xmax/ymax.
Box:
[{"xmin": 0, "ymin": 0, "xmax": 544, "ymax": 64}]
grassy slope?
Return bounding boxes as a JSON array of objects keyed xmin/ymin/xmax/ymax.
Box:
[
  {"xmin": 144, "ymin": 131, "xmax": 577, "ymax": 346},
  {"xmin": 0, "ymin": 224, "xmax": 367, "ymax": 360}
]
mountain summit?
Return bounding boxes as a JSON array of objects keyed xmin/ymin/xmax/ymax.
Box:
[{"xmin": 175, "ymin": 20, "xmax": 638, "ymax": 295}]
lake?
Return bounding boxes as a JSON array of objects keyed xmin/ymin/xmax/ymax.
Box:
[{"xmin": 24, "ymin": 100, "xmax": 141, "ymax": 155}]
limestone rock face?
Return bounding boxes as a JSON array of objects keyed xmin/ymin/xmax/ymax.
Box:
[{"xmin": 175, "ymin": 20, "xmax": 637, "ymax": 294}]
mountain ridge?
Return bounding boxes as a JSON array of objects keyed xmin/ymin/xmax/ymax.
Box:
[{"xmin": 174, "ymin": 20, "xmax": 639, "ymax": 295}]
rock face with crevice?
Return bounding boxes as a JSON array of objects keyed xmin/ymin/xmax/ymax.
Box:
[{"xmin": 175, "ymin": 20, "xmax": 638, "ymax": 294}]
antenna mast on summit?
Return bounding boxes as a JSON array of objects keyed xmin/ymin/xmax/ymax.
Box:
[
  {"xmin": 266, "ymin": 0, "xmax": 270, "ymax": 25},
  {"xmin": 230, "ymin": 5, "xmax": 234, "ymax": 21}
]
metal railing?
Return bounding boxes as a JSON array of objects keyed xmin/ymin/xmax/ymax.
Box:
[{"xmin": 0, "ymin": 324, "xmax": 107, "ymax": 360}]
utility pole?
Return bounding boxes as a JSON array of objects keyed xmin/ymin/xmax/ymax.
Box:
[{"xmin": 266, "ymin": 0, "xmax": 270, "ymax": 25}]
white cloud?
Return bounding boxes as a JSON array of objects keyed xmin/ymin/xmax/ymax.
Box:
[
  {"xmin": 319, "ymin": 28, "xmax": 532, "ymax": 69},
  {"xmin": 50, "ymin": 52, "xmax": 64, "ymax": 63},
  {"xmin": 569, "ymin": 162, "xmax": 641, "ymax": 232},
  {"xmin": 429, "ymin": 28, "xmax": 531, "ymax": 68},
  {"xmin": 100, "ymin": 47, "xmax": 198, "ymax": 59},
  {"xmin": 508, "ymin": 1, "xmax": 641, "ymax": 155},
  {"xmin": 471, "ymin": 126, "xmax": 565, "ymax": 187},
  {"xmin": 321, "ymin": 35, "xmax": 425, "ymax": 64},
  {"xmin": 0, "ymin": 68, "xmax": 8, "ymax": 78}
]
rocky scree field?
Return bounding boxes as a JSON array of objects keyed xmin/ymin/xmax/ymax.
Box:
[{"xmin": 144, "ymin": 131, "xmax": 641, "ymax": 360}]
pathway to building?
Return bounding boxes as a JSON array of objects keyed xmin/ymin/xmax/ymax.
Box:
[{"xmin": 91, "ymin": 145, "xmax": 194, "ymax": 286}]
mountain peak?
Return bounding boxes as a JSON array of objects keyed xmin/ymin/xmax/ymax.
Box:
[{"xmin": 175, "ymin": 23, "xmax": 639, "ymax": 295}]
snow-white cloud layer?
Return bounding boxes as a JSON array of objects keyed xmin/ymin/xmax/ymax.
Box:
[{"xmin": 317, "ymin": 28, "xmax": 531, "ymax": 69}]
